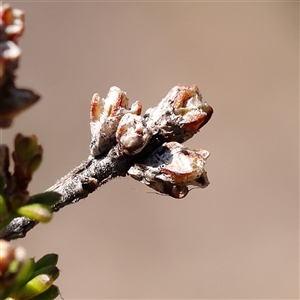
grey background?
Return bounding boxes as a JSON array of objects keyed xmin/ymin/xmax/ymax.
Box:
[{"xmin": 5, "ymin": 1, "xmax": 299, "ymax": 299}]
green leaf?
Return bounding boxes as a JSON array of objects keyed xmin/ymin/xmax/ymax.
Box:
[
  {"xmin": 13, "ymin": 258, "xmax": 35, "ymax": 289},
  {"xmin": 31, "ymin": 265, "xmax": 60, "ymax": 282},
  {"xmin": 29, "ymin": 284, "xmax": 60, "ymax": 300},
  {"xmin": 4, "ymin": 258, "xmax": 35, "ymax": 298},
  {"xmin": 34, "ymin": 254, "xmax": 59, "ymax": 271},
  {"xmin": 17, "ymin": 203, "xmax": 52, "ymax": 223},
  {"xmin": 29, "ymin": 192, "xmax": 61, "ymax": 206},
  {"xmin": 14, "ymin": 274, "xmax": 53, "ymax": 300}
]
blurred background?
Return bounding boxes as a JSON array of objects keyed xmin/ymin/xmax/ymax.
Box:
[{"xmin": 4, "ymin": 1, "xmax": 298, "ymax": 299}]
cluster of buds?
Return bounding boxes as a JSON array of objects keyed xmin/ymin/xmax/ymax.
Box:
[
  {"xmin": 0, "ymin": 4, "xmax": 39, "ymax": 128},
  {"xmin": 89, "ymin": 84, "xmax": 213, "ymax": 198},
  {"xmin": 128, "ymin": 142, "xmax": 210, "ymax": 199},
  {"xmin": 144, "ymin": 84, "xmax": 213, "ymax": 142},
  {"xmin": 0, "ymin": 240, "xmax": 60, "ymax": 299},
  {"xmin": 116, "ymin": 113, "xmax": 152, "ymax": 155},
  {"xmin": 0, "ymin": 3, "xmax": 24, "ymax": 81},
  {"xmin": 0, "ymin": 134, "xmax": 60, "ymax": 228},
  {"xmin": 89, "ymin": 86, "xmax": 142, "ymax": 157}
]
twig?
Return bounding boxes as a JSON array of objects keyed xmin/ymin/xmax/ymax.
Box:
[{"xmin": 0, "ymin": 85, "xmax": 213, "ymax": 240}]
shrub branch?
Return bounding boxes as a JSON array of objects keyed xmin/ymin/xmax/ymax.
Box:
[{"xmin": 0, "ymin": 85, "xmax": 213, "ymax": 240}]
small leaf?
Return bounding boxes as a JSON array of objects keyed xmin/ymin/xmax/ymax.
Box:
[
  {"xmin": 34, "ymin": 253, "xmax": 59, "ymax": 271},
  {"xmin": 10, "ymin": 258, "xmax": 35, "ymax": 292},
  {"xmin": 29, "ymin": 192, "xmax": 61, "ymax": 206},
  {"xmin": 30, "ymin": 284, "xmax": 60, "ymax": 300},
  {"xmin": 31, "ymin": 265, "xmax": 60, "ymax": 282},
  {"xmin": 14, "ymin": 274, "xmax": 53, "ymax": 300},
  {"xmin": 17, "ymin": 203, "xmax": 52, "ymax": 223},
  {"xmin": 3, "ymin": 258, "xmax": 35, "ymax": 298}
]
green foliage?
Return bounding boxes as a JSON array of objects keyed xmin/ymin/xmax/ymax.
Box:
[
  {"xmin": 28, "ymin": 192, "xmax": 61, "ymax": 207},
  {"xmin": 0, "ymin": 243, "xmax": 60, "ymax": 300},
  {"xmin": 33, "ymin": 254, "xmax": 59, "ymax": 271},
  {"xmin": 29, "ymin": 285, "xmax": 60, "ymax": 300},
  {"xmin": 0, "ymin": 138, "xmax": 61, "ymax": 297},
  {"xmin": 0, "ymin": 4, "xmax": 64, "ymax": 299},
  {"xmin": 0, "ymin": 135, "xmax": 61, "ymax": 228},
  {"xmin": 16, "ymin": 204, "xmax": 52, "ymax": 223}
]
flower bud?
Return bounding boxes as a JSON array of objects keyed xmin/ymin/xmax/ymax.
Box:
[
  {"xmin": 145, "ymin": 85, "xmax": 213, "ymax": 143},
  {"xmin": 0, "ymin": 239, "xmax": 15, "ymax": 274},
  {"xmin": 128, "ymin": 142, "xmax": 210, "ymax": 198},
  {"xmin": 0, "ymin": 5, "xmax": 40, "ymax": 128},
  {"xmin": 14, "ymin": 134, "xmax": 39, "ymax": 163},
  {"xmin": 89, "ymin": 87, "xmax": 143, "ymax": 157},
  {"xmin": 116, "ymin": 114, "xmax": 152, "ymax": 155}
]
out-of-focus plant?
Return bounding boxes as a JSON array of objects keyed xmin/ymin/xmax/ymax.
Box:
[
  {"xmin": 0, "ymin": 3, "xmax": 39, "ymax": 128},
  {"xmin": 0, "ymin": 134, "xmax": 61, "ymax": 229},
  {"xmin": 0, "ymin": 240, "xmax": 60, "ymax": 300},
  {"xmin": 0, "ymin": 4, "xmax": 60, "ymax": 299}
]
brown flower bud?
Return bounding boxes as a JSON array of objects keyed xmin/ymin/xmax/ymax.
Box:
[
  {"xmin": 0, "ymin": 239, "xmax": 15, "ymax": 275},
  {"xmin": 0, "ymin": 4, "xmax": 25, "ymax": 41},
  {"xmin": 0, "ymin": 239, "xmax": 26, "ymax": 275},
  {"xmin": 0, "ymin": 4, "xmax": 24, "ymax": 81},
  {"xmin": 128, "ymin": 141, "xmax": 210, "ymax": 198},
  {"xmin": 0, "ymin": 5, "xmax": 40, "ymax": 128},
  {"xmin": 116, "ymin": 114, "xmax": 152, "ymax": 155},
  {"xmin": 144, "ymin": 85, "xmax": 213, "ymax": 143},
  {"xmin": 89, "ymin": 87, "xmax": 142, "ymax": 157}
]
